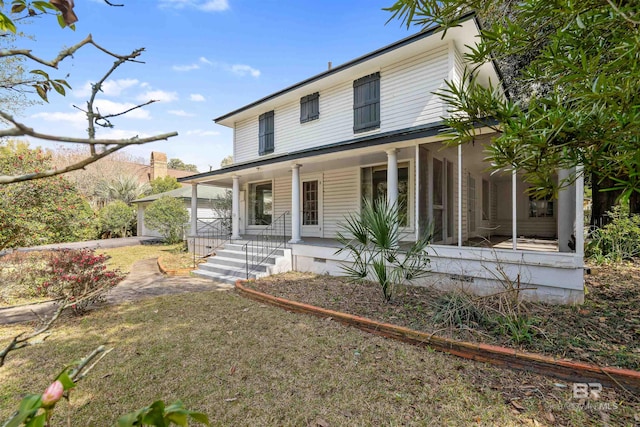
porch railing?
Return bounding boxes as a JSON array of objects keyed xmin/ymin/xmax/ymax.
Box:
[
  {"xmin": 189, "ymin": 217, "xmax": 232, "ymax": 259},
  {"xmin": 242, "ymin": 211, "xmax": 288, "ymax": 279}
]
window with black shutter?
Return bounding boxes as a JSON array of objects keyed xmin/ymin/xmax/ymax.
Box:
[
  {"xmin": 300, "ymin": 92, "xmax": 320, "ymax": 123},
  {"xmin": 259, "ymin": 111, "xmax": 274, "ymax": 155},
  {"xmin": 353, "ymin": 72, "xmax": 380, "ymax": 133}
]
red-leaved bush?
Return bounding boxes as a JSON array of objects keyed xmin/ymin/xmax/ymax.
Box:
[{"xmin": 39, "ymin": 249, "xmax": 125, "ymax": 314}]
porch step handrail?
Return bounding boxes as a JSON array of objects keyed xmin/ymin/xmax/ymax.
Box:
[
  {"xmin": 242, "ymin": 211, "xmax": 289, "ymax": 279},
  {"xmin": 190, "ymin": 217, "xmax": 232, "ymax": 258}
]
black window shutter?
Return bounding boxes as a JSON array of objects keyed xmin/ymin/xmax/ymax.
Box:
[
  {"xmin": 259, "ymin": 111, "xmax": 274, "ymax": 155},
  {"xmin": 300, "ymin": 92, "xmax": 319, "ymax": 123},
  {"xmin": 353, "ymin": 72, "xmax": 380, "ymax": 133}
]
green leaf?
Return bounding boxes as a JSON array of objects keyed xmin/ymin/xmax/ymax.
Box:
[
  {"xmin": 55, "ymin": 371, "xmax": 75, "ymax": 390},
  {"xmin": 30, "ymin": 69, "xmax": 50, "ymax": 79},
  {"xmin": 187, "ymin": 412, "xmax": 210, "ymax": 425},
  {"xmin": 0, "ymin": 11, "xmax": 17, "ymax": 33},
  {"xmin": 56, "ymin": 12, "xmax": 66, "ymax": 28},
  {"xmin": 51, "ymin": 81, "xmax": 66, "ymax": 96},
  {"xmin": 3, "ymin": 394, "xmax": 42, "ymax": 427},
  {"xmin": 24, "ymin": 413, "xmax": 46, "ymax": 427},
  {"xmin": 33, "ymin": 84, "xmax": 48, "ymax": 102},
  {"xmin": 32, "ymin": 1, "xmax": 55, "ymax": 11},
  {"xmin": 165, "ymin": 412, "xmax": 188, "ymax": 426},
  {"xmin": 11, "ymin": 3, "xmax": 26, "ymax": 14},
  {"xmin": 576, "ymin": 15, "xmax": 585, "ymax": 29},
  {"xmin": 116, "ymin": 413, "xmax": 138, "ymax": 427}
]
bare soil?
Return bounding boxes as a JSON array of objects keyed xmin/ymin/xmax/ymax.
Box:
[{"xmin": 247, "ymin": 262, "xmax": 640, "ymax": 371}]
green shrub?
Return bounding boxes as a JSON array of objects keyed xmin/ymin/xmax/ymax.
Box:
[
  {"xmin": 587, "ymin": 205, "xmax": 640, "ymax": 263},
  {"xmin": 144, "ymin": 196, "xmax": 189, "ymax": 244},
  {"xmin": 0, "ymin": 141, "xmax": 99, "ymax": 250},
  {"xmin": 99, "ymin": 200, "xmax": 135, "ymax": 238},
  {"xmin": 336, "ymin": 198, "xmax": 432, "ymax": 302}
]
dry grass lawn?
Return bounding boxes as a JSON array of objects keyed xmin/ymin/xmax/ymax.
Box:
[
  {"xmin": 97, "ymin": 243, "xmax": 185, "ymax": 273},
  {"xmin": 0, "ymin": 290, "xmax": 613, "ymax": 426}
]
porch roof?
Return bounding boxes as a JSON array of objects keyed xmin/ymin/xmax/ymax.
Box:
[{"xmin": 179, "ymin": 121, "xmax": 450, "ymax": 185}]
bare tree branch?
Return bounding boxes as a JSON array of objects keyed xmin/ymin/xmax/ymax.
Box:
[
  {"xmin": 98, "ymin": 99, "xmax": 158, "ymax": 123},
  {"xmin": 78, "ymin": 46, "xmax": 147, "ymax": 154},
  {"xmin": 0, "ymin": 34, "xmax": 144, "ymax": 69}
]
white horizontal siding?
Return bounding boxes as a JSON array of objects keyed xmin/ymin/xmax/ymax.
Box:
[
  {"xmin": 233, "ymin": 45, "xmax": 452, "ymax": 164},
  {"xmin": 234, "ymin": 117, "xmax": 258, "ymax": 163},
  {"xmin": 273, "ymin": 175, "xmax": 292, "ymax": 237},
  {"xmin": 322, "ymin": 167, "xmax": 360, "ymax": 238},
  {"xmin": 380, "ymin": 45, "xmax": 449, "ymax": 129}
]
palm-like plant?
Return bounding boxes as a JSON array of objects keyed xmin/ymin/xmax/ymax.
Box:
[
  {"xmin": 95, "ymin": 175, "xmax": 150, "ymax": 205},
  {"xmin": 336, "ymin": 198, "xmax": 432, "ymax": 302}
]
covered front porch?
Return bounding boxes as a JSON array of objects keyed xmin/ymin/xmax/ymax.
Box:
[{"xmin": 181, "ymin": 130, "xmax": 585, "ymax": 304}]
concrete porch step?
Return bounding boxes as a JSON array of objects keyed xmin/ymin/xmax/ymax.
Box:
[
  {"xmin": 214, "ymin": 249, "xmax": 280, "ymax": 263},
  {"xmin": 192, "ymin": 268, "xmax": 253, "ymax": 285}
]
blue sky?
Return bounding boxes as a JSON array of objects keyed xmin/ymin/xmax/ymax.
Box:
[{"xmin": 19, "ymin": 0, "xmax": 416, "ymax": 172}]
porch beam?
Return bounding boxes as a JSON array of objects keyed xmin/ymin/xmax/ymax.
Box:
[
  {"xmin": 512, "ymin": 169, "xmax": 517, "ymax": 250},
  {"xmin": 190, "ymin": 183, "xmax": 198, "ymax": 237},
  {"xmin": 231, "ymin": 175, "xmax": 240, "ymax": 240},
  {"xmin": 290, "ymin": 164, "xmax": 302, "ymax": 243},
  {"xmin": 386, "ymin": 148, "xmax": 398, "ymax": 207}
]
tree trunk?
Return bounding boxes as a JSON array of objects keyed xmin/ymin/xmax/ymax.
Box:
[
  {"xmin": 590, "ymin": 172, "xmax": 622, "ymax": 228},
  {"xmin": 630, "ymin": 191, "xmax": 640, "ymax": 215}
]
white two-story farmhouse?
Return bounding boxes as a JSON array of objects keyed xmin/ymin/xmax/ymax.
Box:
[{"xmin": 180, "ymin": 15, "xmax": 585, "ymax": 304}]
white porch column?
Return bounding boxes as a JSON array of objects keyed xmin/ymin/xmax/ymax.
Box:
[
  {"xmin": 290, "ymin": 164, "xmax": 302, "ymax": 243},
  {"xmin": 231, "ymin": 175, "xmax": 240, "ymax": 240},
  {"xmin": 575, "ymin": 165, "xmax": 585, "ymax": 256},
  {"xmin": 512, "ymin": 169, "xmax": 518, "ymax": 250},
  {"xmin": 457, "ymin": 144, "xmax": 462, "ymax": 247},
  {"xmin": 190, "ymin": 183, "xmax": 198, "ymax": 236},
  {"xmin": 558, "ymin": 168, "xmax": 577, "ymax": 252},
  {"xmin": 386, "ymin": 148, "xmax": 398, "ymax": 207}
]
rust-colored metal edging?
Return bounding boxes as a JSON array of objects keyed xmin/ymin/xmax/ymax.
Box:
[{"xmin": 236, "ymin": 280, "xmax": 640, "ymax": 394}]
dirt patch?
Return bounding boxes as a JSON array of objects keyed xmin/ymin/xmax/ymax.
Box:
[{"xmin": 247, "ymin": 262, "xmax": 640, "ymax": 371}]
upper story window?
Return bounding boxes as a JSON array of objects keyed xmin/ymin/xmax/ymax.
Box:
[
  {"xmin": 300, "ymin": 93, "xmax": 319, "ymax": 123},
  {"xmin": 259, "ymin": 111, "xmax": 274, "ymax": 155},
  {"xmin": 353, "ymin": 72, "xmax": 380, "ymax": 133}
]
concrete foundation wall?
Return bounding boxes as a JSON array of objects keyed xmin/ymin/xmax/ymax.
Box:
[{"xmin": 291, "ymin": 243, "xmax": 584, "ymax": 305}]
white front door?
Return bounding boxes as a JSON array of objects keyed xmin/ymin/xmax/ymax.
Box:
[{"xmin": 301, "ymin": 174, "xmax": 322, "ymax": 237}]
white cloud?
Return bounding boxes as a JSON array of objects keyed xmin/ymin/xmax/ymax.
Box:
[
  {"xmin": 199, "ymin": 56, "xmax": 213, "ymax": 65},
  {"xmin": 31, "ymin": 111, "xmax": 87, "ymax": 128},
  {"xmin": 189, "ymin": 93, "xmax": 206, "ymax": 102},
  {"xmin": 137, "ymin": 90, "xmax": 178, "ymax": 103},
  {"xmin": 159, "ymin": 0, "xmax": 229, "ymax": 12},
  {"xmin": 172, "ymin": 63, "xmax": 200, "ymax": 72},
  {"xmin": 96, "ymin": 128, "xmax": 152, "ymax": 140},
  {"xmin": 230, "ymin": 64, "xmax": 260, "ymax": 78},
  {"xmin": 73, "ymin": 78, "xmax": 141, "ymax": 98},
  {"xmin": 168, "ymin": 109, "xmax": 195, "ymax": 117},
  {"xmin": 186, "ymin": 129, "xmax": 220, "ymax": 137}
]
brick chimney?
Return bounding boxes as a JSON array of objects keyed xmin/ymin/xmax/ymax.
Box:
[{"xmin": 150, "ymin": 151, "xmax": 168, "ymax": 180}]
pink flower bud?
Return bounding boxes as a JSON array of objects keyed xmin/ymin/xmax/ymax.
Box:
[{"xmin": 41, "ymin": 380, "xmax": 64, "ymax": 408}]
